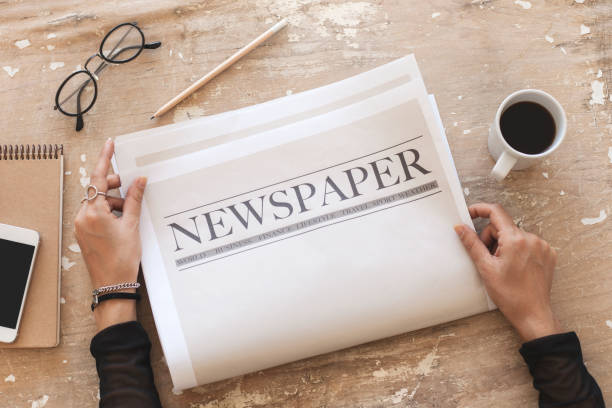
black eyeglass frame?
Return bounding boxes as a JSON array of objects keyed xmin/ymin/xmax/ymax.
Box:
[{"xmin": 54, "ymin": 22, "xmax": 161, "ymax": 131}]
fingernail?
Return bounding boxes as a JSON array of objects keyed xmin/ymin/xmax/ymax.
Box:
[
  {"xmin": 106, "ymin": 137, "xmax": 112, "ymax": 145},
  {"xmin": 138, "ymin": 176, "xmax": 148, "ymax": 188},
  {"xmin": 454, "ymin": 225, "xmax": 464, "ymax": 238}
]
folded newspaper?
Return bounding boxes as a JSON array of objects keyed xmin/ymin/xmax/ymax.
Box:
[{"xmin": 113, "ymin": 55, "xmax": 495, "ymax": 390}]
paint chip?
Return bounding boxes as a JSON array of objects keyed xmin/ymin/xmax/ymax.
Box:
[
  {"xmin": 31, "ymin": 395, "xmax": 49, "ymax": 408},
  {"xmin": 463, "ymin": 187, "xmax": 470, "ymax": 196},
  {"xmin": 606, "ymin": 320, "xmax": 612, "ymax": 328},
  {"xmin": 575, "ymin": 0, "xmax": 585, "ymax": 3},
  {"xmin": 453, "ymin": 121, "xmax": 458, "ymax": 127},
  {"xmin": 590, "ymin": 80, "xmax": 605, "ymax": 105},
  {"xmin": 15, "ymin": 39, "xmax": 31, "ymax": 49},
  {"xmin": 463, "ymin": 129, "xmax": 471, "ymax": 134},
  {"xmin": 545, "ymin": 35, "xmax": 554, "ymax": 43},
  {"xmin": 608, "ymin": 147, "xmax": 612, "ymax": 163},
  {"xmin": 4, "ymin": 374, "xmax": 15, "ymax": 383},
  {"xmin": 49, "ymin": 61, "xmax": 64, "ymax": 70},
  {"xmin": 65, "ymin": 171, "xmax": 72, "ymax": 175},
  {"xmin": 3, "ymin": 66, "xmax": 19, "ymax": 77},
  {"xmin": 431, "ymin": 12, "xmax": 441, "ymax": 18},
  {"xmin": 581, "ymin": 209, "xmax": 607, "ymax": 225},
  {"xmin": 514, "ymin": 0, "xmax": 532, "ymax": 9},
  {"xmin": 542, "ymin": 172, "xmax": 549, "ymax": 179},
  {"xmin": 457, "ymin": 95, "xmax": 463, "ymax": 100},
  {"xmin": 560, "ymin": 190, "xmax": 566, "ymax": 196},
  {"xmin": 68, "ymin": 243, "xmax": 81, "ymax": 253},
  {"xmin": 62, "ymin": 360, "xmax": 68, "ymax": 364},
  {"xmin": 80, "ymin": 153, "xmax": 87, "ymax": 162},
  {"xmin": 46, "ymin": 45, "xmax": 55, "ymax": 51},
  {"xmin": 61, "ymin": 256, "xmax": 76, "ymax": 271},
  {"xmin": 79, "ymin": 167, "xmax": 90, "ymax": 187},
  {"xmin": 47, "ymin": 33, "xmax": 57, "ymax": 39},
  {"xmin": 60, "ymin": 297, "xmax": 66, "ymax": 304},
  {"xmin": 597, "ymin": 69, "xmax": 603, "ymax": 78},
  {"xmin": 172, "ymin": 388, "xmax": 183, "ymax": 395},
  {"xmin": 580, "ymin": 24, "xmax": 590, "ymax": 35},
  {"xmin": 560, "ymin": 47, "xmax": 567, "ymax": 55}
]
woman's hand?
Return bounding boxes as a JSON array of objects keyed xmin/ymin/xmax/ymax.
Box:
[
  {"xmin": 454, "ymin": 203, "xmax": 562, "ymax": 342},
  {"xmin": 74, "ymin": 138, "xmax": 147, "ymax": 332}
]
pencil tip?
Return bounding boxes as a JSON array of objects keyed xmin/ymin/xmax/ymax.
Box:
[{"xmin": 150, "ymin": 116, "xmax": 155, "ymax": 120}]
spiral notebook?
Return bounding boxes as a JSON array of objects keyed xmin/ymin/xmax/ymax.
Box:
[{"xmin": 0, "ymin": 145, "xmax": 63, "ymax": 348}]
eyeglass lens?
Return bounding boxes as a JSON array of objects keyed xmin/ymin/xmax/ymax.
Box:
[
  {"xmin": 57, "ymin": 72, "xmax": 96, "ymax": 115},
  {"xmin": 101, "ymin": 24, "xmax": 144, "ymax": 63}
]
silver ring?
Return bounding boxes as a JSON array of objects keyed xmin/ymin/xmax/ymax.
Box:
[{"xmin": 81, "ymin": 184, "xmax": 107, "ymax": 203}]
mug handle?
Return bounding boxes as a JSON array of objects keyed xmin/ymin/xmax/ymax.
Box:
[{"xmin": 491, "ymin": 151, "xmax": 518, "ymax": 181}]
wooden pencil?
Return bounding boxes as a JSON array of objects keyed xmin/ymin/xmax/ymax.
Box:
[{"xmin": 151, "ymin": 18, "xmax": 288, "ymax": 119}]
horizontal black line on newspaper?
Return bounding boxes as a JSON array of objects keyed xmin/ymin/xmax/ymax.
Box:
[{"xmin": 164, "ymin": 135, "xmax": 424, "ymax": 219}]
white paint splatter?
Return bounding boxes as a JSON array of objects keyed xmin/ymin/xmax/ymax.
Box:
[
  {"xmin": 590, "ymin": 80, "xmax": 606, "ymax": 105},
  {"xmin": 560, "ymin": 47, "xmax": 567, "ymax": 55},
  {"xmin": 4, "ymin": 374, "xmax": 15, "ymax": 383},
  {"xmin": 606, "ymin": 320, "xmax": 612, "ymax": 328},
  {"xmin": 580, "ymin": 24, "xmax": 590, "ymax": 35},
  {"xmin": 415, "ymin": 349, "xmax": 438, "ymax": 376},
  {"xmin": 514, "ymin": 0, "xmax": 532, "ymax": 9},
  {"xmin": 62, "ymin": 360, "xmax": 68, "ymax": 364},
  {"xmin": 49, "ymin": 61, "xmax": 64, "ymax": 70},
  {"xmin": 47, "ymin": 33, "xmax": 57, "ymax": 39},
  {"xmin": 172, "ymin": 388, "xmax": 183, "ymax": 395},
  {"xmin": 178, "ymin": 52, "xmax": 184, "ymax": 60},
  {"xmin": 80, "ymin": 153, "xmax": 86, "ymax": 162},
  {"xmin": 545, "ymin": 35, "xmax": 554, "ymax": 43},
  {"xmin": 542, "ymin": 172, "xmax": 549, "ymax": 179},
  {"xmin": 463, "ymin": 187, "xmax": 470, "ymax": 196},
  {"xmin": 597, "ymin": 69, "xmax": 603, "ymax": 78},
  {"xmin": 311, "ymin": 2, "xmax": 378, "ymax": 28},
  {"xmin": 560, "ymin": 190, "xmax": 566, "ymax": 196},
  {"xmin": 65, "ymin": 171, "xmax": 72, "ymax": 176},
  {"xmin": 60, "ymin": 297, "xmax": 66, "ymax": 304},
  {"xmin": 15, "ymin": 39, "xmax": 31, "ymax": 49},
  {"xmin": 575, "ymin": 0, "xmax": 585, "ymax": 3},
  {"xmin": 388, "ymin": 388, "xmax": 409, "ymax": 404},
  {"xmin": 286, "ymin": 89, "xmax": 293, "ymax": 96},
  {"xmin": 457, "ymin": 95, "xmax": 463, "ymax": 100},
  {"xmin": 31, "ymin": 395, "xmax": 49, "ymax": 408},
  {"xmin": 463, "ymin": 129, "xmax": 471, "ymax": 134},
  {"xmin": 169, "ymin": 49, "xmax": 173, "ymax": 57},
  {"xmin": 453, "ymin": 121, "xmax": 458, "ymax": 127},
  {"xmin": 79, "ymin": 167, "xmax": 90, "ymax": 188},
  {"xmin": 3, "ymin": 66, "xmax": 19, "ymax": 77},
  {"xmin": 61, "ymin": 256, "xmax": 76, "ymax": 271},
  {"xmin": 46, "ymin": 45, "xmax": 55, "ymax": 51},
  {"xmin": 581, "ymin": 210, "xmax": 607, "ymax": 225},
  {"xmin": 608, "ymin": 147, "xmax": 612, "ymax": 163},
  {"xmin": 431, "ymin": 12, "xmax": 441, "ymax": 19},
  {"xmin": 68, "ymin": 243, "xmax": 81, "ymax": 253}
]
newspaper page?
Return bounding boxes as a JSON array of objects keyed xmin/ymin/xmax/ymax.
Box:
[{"xmin": 113, "ymin": 58, "xmax": 493, "ymax": 389}]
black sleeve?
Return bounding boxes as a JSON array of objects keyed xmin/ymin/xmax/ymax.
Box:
[
  {"xmin": 520, "ymin": 332, "xmax": 605, "ymax": 408},
  {"xmin": 90, "ymin": 321, "xmax": 162, "ymax": 408}
]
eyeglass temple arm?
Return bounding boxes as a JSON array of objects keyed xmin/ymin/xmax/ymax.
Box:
[
  {"xmin": 144, "ymin": 41, "xmax": 162, "ymax": 49},
  {"xmin": 75, "ymin": 85, "xmax": 86, "ymax": 131}
]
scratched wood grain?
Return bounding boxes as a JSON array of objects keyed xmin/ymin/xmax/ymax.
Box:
[{"xmin": 0, "ymin": 0, "xmax": 610, "ymax": 407}]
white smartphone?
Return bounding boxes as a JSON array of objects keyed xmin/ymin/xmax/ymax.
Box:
[{"xmin": 0, "ymin": 223, "xmax": 39, "ymax": 343}]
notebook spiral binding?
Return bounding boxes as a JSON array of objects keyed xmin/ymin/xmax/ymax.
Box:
[{"xmin": 0, "ymin": 144, "xmax": 64, "ymax": 160}]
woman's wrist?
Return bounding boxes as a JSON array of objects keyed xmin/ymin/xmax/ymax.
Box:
[
  {"xmin": 93, "ymin": 295, "xmax": 138, "ymax": 332},
  {"xmin": 514, "ymin": 310, "xmax": 562, "ymax": 342}
]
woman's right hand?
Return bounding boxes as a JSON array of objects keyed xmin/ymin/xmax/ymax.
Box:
[{"xmin": 454, "ymin": 203, "xmax": 562, "ymax": 342}]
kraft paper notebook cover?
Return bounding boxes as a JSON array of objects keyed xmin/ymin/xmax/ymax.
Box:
[{"xmin": 0, "ymin": 144, "xmax": 63, "ymax": 348}]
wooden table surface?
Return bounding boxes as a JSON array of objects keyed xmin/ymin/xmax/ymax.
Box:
[{"xmin": 1, "ymin": 0, "xmax": 610, "ymax": 407}]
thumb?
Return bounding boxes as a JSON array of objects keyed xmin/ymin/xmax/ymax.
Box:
[
  {"xmin": 454, "ymin": 224, "xmax": 493, "ymax": 272},
  {"xmin": 123, "ymin": 176, "xmax": 147, "ymax": 224}
]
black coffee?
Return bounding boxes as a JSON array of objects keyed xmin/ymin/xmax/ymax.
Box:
[{"xmin": 499, "ymin": 101, "xmax": 556, "ymax": 155}]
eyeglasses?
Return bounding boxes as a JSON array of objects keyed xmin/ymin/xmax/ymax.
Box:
[{"xmin": 54, "ymin": 22, "xmax": 161, "ymax": 131}]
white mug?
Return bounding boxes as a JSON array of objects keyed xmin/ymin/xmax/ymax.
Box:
[{"xmin": 488, "ymin": 89, "xmax": 566, "ymax": 181}]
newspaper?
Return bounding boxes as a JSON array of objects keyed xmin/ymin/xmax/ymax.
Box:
[{"xmin": 113, "ymin": 56, "xmax": 495, "ymax": 390}]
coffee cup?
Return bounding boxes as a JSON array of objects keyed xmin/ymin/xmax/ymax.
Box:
[{"xmin": 488, "ymin": 89, "xmax": 566, "ymax": 181}]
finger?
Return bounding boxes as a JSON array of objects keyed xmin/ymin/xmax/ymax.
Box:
[
  {"xmin": 106, "ymin": 196, "xmax": 124, "ymax": 212},
  {"xmin": 479, "ymin": 223, "xmax": 499, "ymax": 250},
  {"xmin": 469, "ymin": 203, "xmax": 515, "ymax": 232},
  {"xmin": 90, "ymin": 138, "xmax": 114, "ymax": 191},
  {"xmin": 454, "ymin": 224, "xmax": 494, "ymax": 273},
  {"xmin": 107, "ymin": 174, "xmax": 121, "ymax": 190},
  {"xmin": 122, "ymin": 177, "xmax": 147, "ymax": 225}
]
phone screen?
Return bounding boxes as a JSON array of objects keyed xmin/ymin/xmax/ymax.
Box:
[{"xmin": 0, "ymin": 238, "xmax": 35, "ymax": 329}]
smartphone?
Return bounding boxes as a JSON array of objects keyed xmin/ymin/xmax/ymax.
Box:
[{"xmin": 0, "ymin": 223, "xmax": 39, "ymax": 343}]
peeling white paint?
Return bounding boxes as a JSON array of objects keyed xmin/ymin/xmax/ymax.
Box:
[
  {"xmin": 608, "ymin": 147, "xmax": 612, "ymax": 163},
  {"xmin": 606, "ymin": 320, "xmax": 612, "ymax": 328},
  {"xmin": 49, "ymin": 61, "xmax": 64, "ymax": 70},
  {"xmin": 79, "ymin": 167, "xmax": 90, "ymax": 188},
  {"xmin": 463, "ymin": 129, "xmax": 471, "ymax": 134},
  {"xmin": 542, "ymin": 172, "xmax": 549, "ymax": 179},
  {"xmin": 60, "ymin": 297, "xmax": 66, "ymax": 304},
  {"xmin": 415, "ymin": 349, "xmax": 438, "ymax": 376},
  {"xmin": 581, "ymin": 210, "xmax": 607, "ymax": 225},
  {"xmin": 15, "ymin": 39, "xmax": 31, "ymax": 49},
  {"xmin": 514, "ymin": 0, "xmax": 532, "ymax": 9},
  {"xmin": 431, "ymin": 12, "xmax": 441, "ymax": 19},
  {"xmin": 560, "ymin": 47, "xmax": 567, "ymax": 55},
  {"xmin": 61, "ymin": 256, "xmax": 76, "ymax": 271},
  {"xmin": 47, "ymin": 33, "xmax": 57, "ymax": 39},
  {"xmin": 545, "ymin": 35, "xmax": 554, "ymax": 43},
  {"xmin": 597, "ymin": 69, "xmax": 603, "ymax": 78},
  {"xmin": 4, "ymin": 374, "xmax": 15, "ymax": 383},
  {"xmin": 65, "ymin": 171, "xmax": 72, "ymax": 176},
  {"xmin": 580, "ymin": 24, "xmax": 590, "ymax": 35},
  {"xmin": 46, "ymin": 44, "xmax": 55, "ymax": 51},
  {"xmin": 463, "ymin": 187, "xmax": 470, "ymax": 196},
  {"xmin": 457, "ymin": 95, "xmax": 463, "ymax": 100},
  {"xmin": 68, "ymin": 243, "xmax": 81, "ymax": 253},
  {"xmin": 590, "ymin": 80, "xmax": 605, "ymax": 105},
  {"xmin": 3, "ymin": 66, "xmax": 19, "ymax": 77},
  {"xmin": 560, "ymin": 190, "xmax": 566, "ymax": 196},
  {"xmin": 31, "ymin": 395, "xmax": 49, "ymax": 408},
  {"xmin": 389, "ymin": 388, "xmax": 409, "ymax": 404},
  {"xmin": 80, "ymin": 154, "xmax": 86, "ymax": 162}
]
